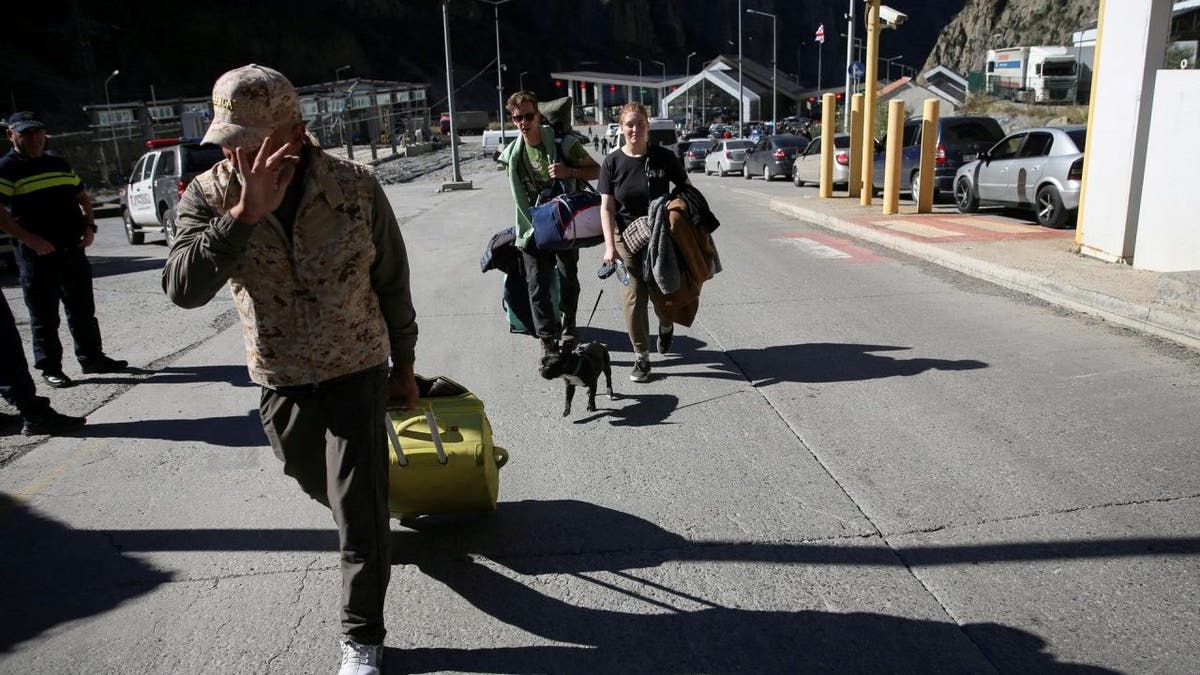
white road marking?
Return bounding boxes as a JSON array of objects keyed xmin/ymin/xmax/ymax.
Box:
[
  {"xmin": 731, "ymin": 188, "xmax": 775, "ymax": 199},
  {"xmin": 773, "ymin": 237, "xmax": 852, "ymax": 259}
]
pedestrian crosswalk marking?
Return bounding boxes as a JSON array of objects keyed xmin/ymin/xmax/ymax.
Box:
[
  {"xmin": 775, "ymin": 232, "xmax": 892, "ymax": 263},
  {"xmin": 878, "ymin": 220, "xmax": 967, "ymax": 238},
  {"xmin": 774, "ymin": 237, "xmax": 852, "ymax": 258}
]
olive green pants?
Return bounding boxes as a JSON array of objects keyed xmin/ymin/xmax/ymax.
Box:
[{"xmin": 613, "ymin": 230, "xmax": 671, "ymax": 356}]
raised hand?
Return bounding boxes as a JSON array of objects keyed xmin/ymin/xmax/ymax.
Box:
[{"xmin": 230, "ymin": 135, "xmax": 301, "ymax": 224}]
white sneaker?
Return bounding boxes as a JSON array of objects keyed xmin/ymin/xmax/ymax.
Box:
[{"xmin": 339, "ymin": 639, "xmax": 381, "ymax": 675}]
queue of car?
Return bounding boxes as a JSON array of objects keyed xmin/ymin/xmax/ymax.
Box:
[{"xmin": 688, "ymin": 112, "xmax": 1084, "ymax": 230}]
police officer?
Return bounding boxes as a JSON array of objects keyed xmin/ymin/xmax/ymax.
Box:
[
  {"xmin": 0, "ymin": 112, "xmax": 127, "ymax": 388},
  {"xmin": 0, "ymin": 207, "xmax": 87, "ymax": 435}
]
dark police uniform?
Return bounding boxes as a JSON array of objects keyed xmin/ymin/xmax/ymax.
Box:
[{"xmin": 0, "ymin": 148, "xmax": 105, "ymax": 374}]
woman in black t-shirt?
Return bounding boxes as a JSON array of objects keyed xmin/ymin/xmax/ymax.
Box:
[{"xmin": 598, "ymin": 103, "xmax": 689, "ymax": 383}]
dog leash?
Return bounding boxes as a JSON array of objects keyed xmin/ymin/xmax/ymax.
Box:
[{"xmin": 585, "ymin": 288, "xmax": 603, "ymax": 329}]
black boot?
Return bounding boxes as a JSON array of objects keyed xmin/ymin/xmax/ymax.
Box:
[
  {"xmin": 561, "ymin": 319, "xmax": 578, "ymax": 349},
  {"xmin": 540, "ymin": 337, "xmax": 560, "ymax": 356}
]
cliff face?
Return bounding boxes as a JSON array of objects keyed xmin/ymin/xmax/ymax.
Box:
[{"xmin": 922, "ymin": 0, "xmax": 1099, "ymax": 74}]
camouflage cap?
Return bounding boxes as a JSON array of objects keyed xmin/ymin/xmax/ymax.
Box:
[{"xmin": 202, "ymin": 64, "xmax": 301, "ymax": 149}]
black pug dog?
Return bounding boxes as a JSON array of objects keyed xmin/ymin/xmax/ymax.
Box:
[{"xmin": 538, "ymin": 342, "xmax": 614, "ymax": 417}]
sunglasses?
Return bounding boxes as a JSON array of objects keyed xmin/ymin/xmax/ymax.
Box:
[{"xmin": 510, "ymin": 112, "xmax": 537, "ymax": 123}]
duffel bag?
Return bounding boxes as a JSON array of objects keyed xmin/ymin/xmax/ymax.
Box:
[{"xmin": 531, "ymin": 188, "xmax": 604, "ymax": 250}]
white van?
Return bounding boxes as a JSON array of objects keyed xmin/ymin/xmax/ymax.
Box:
[
  {"xmin": 615, "ymin": 117, "xmax": 679, "ymax": 155},
  {"xmin": 647, "ymin": 118, "xmax": 679, "ymax": 156},
  {"xmin": 482, "ymin": 129, "xmax": 520, "ymax": 160}
]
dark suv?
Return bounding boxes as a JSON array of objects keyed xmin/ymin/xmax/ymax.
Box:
[
  {"xmin": 121, "ymin": 139, "xmax": 224, "ymax": 245},
  {"xmin": 873, "ymin": 115, "xmax": 1005, "ymax": 202}
]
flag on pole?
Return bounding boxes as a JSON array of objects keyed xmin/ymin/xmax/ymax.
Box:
[{"xmin": 815, "ymin": 24, "xmax": 825, "ymax": 44}]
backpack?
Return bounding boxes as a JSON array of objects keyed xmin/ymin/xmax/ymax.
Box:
[{"xmin": 502, "ymin": 269, "xmax": 562, "ymax": 335}]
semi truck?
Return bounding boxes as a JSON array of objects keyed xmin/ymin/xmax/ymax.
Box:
[
  {"xmin": 438, "ymin": 110, "xmax": 490, "ymax": 134},
  {"xmin": 985, "ymin": 46, "xmax": 1080, "ymax": 104}
]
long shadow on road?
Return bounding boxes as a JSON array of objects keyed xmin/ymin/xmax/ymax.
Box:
[
  {"xmin": 80, "ymin": 410, "xmax": 263, "ymax": 447},
  {"xmin": 6, "ymin": 498, "xmax": 1186, "ymax": 670}
]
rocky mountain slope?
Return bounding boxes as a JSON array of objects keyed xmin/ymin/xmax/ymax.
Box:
[{"xmin": 922, "ymin": 0, "xmax": 1099, "ymax": 74}]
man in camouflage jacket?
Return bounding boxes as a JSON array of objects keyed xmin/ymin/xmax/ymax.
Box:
[{"xmin": 163, "ymin": 64, "xmax": 416, "ymax": 675}]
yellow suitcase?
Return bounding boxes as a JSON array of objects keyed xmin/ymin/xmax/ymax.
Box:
[{"xmin": 385, "ymin": 376, "xmax": 509, "ymax": 521}]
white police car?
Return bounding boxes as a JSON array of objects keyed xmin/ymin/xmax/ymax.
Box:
[{"xmin": 121, "ymin": 138, "xmax": 223, "ymax": 245}]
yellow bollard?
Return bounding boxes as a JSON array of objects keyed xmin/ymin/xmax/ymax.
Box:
[
  {"xmin": 917, "ymin": 98, "xmax": 940, "ymax": 213},
  {"xmin": 819, "ymin": 93, "xmax": 836, "ymax": 198},
  {"xmin": 848, "ymin": 93, "xmax": 864, "ymax": 198},
  {"xmin": 882, "ymin": 99, "xmax": 904, "ymax": 215},
  {"xmin": 860, "ymin": 0, "xmax": 881, "ymax": 206}
]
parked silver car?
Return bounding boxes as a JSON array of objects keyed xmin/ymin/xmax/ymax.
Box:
[
  {"xmin": 704, "ymin": 139, "xmax": 753, "ymax": 176},
  {"xmin": 953, "ymin": 125, "xmax": 1086, "ymax": 229},
  {"xmin": 792, "ymin": 134, "xmax": 850, "ymax": 187}
]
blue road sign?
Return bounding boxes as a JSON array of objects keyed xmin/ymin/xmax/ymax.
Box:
[{"xmin": 849, "ymin": 61, "xmax": 865, "ymax": 79}]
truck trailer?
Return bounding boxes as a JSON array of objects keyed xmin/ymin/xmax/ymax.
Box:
[{"xmin": 985, "ymin": 46, "xmax": 1080, "ymax": 104}]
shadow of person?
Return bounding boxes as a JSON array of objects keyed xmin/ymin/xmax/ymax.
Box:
[
  {"xmin": 85, "ymin": 255, "xmax": 165, "ymax": 279},
  {"xmin": 395, "ymin": 558, "xmax": 1117, "ymax": 674},
  {"xmin": 724, "ymin": 343, "xmax": 987, "ymax": 386},
  {"xmin": 80, "ymin": 409, "xmax": 264, "ymax": 447},
  {"xmin": 0, "ymin": 492, "xmax": 172, "ymax": 651},
  {"xmin": 149, "ymin": 365, "xmax": 254, "ymax": 387}
]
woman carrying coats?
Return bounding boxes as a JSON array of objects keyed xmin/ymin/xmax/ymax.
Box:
[{"xmin": 598, "ymin": 102, "xmax": 690, "ymax": 383}]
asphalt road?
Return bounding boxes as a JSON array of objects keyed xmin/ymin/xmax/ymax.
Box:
[{"xmin": 1, "ymin": 157, "xmax": 1197, "ymax": 674}]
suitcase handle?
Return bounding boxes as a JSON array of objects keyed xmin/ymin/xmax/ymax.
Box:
[
  {"xmin": 394, "ymin": 414, "xmax": 448, "ymax": 436},
  {"xmin": 387, "ymin": 408, "xmax": 448, "ymax": 465}
]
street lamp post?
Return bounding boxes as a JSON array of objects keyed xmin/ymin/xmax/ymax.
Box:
[
  {"xmin": 103, "ymin": 69, "xmax": 122, "ymax": 180},
  {"xmin": 519, "ymin": 71, "xmax": 529, "ymax": 91},
  {"xmin": 882, "ymin": 55, "xmax": 904, "ymax": 81},
  {"xmin": 649, "ymin": 59, "xmax": 666, "ymax": 116},
  {"xmin": 737, "ymin": 0, "xmax": 744, "ymax": 138},
  {"xmin": 747, "ymin": 8, "xmax": 777, "ymax": 133},
  {"xmin": 624, "ymin": 56, "xmax": 643, "ymax": 104},
  {"xmin": 685, "ymin": 51, "xmax": 697, "ymax": 130},
  {"xmin": 478, "ymin": 0, "xmax": 512, "ymax": 140},
  {"xmin": 335, "ymin": 65, "xmax": 351, "ymax": 82}
]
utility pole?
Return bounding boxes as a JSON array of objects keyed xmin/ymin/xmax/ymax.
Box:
[
  {"xmin": 479, "ymin": 0, "xmax": 511, "ymax": 140},
  {"xmin": 440, "ymin": 0, "xmax": 470, "ymax": 191},
  {"xmin": 685, "ymin": 51, "xmax": 697, "ymax": 130},
  {"xmin": 738, "ymin": 0, "xmax": 744, "ymax": 137}
]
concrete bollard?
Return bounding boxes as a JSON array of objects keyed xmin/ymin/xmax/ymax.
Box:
[
  {"xmin": 820, "ymin": 93, "xmax": 836, "ymax": 198},
  {"xmin": 917, "ymin": 98, "xmax": 940, "ymax": 213},
  {"xmin": 882, "ymin": 99, "xmax": 905, "ymax": 215}
]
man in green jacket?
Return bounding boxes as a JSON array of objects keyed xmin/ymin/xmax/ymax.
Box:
[
  {"xmin": 498, "ymin": 91, "xmax": 600, "ymax": 356},
  {"xmin": 163, "ymin": 64, "xmax": 417, "ymax": 675}
]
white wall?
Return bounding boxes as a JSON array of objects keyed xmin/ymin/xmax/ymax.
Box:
[
  {"xmin": 1077, "ymin": 2, "xmax": 1172, "ymax": 263},
  {"xmin": 1132, "ymin": 70, "xmax": 1200, "ymax": 272}
]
